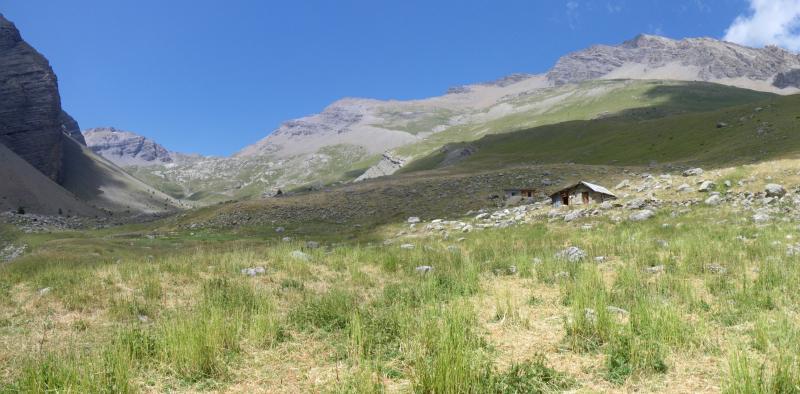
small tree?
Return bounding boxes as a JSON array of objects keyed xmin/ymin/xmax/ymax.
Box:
[{"xmin": 16, "ymin": 206, "xmax": 25, "ymax": 215}]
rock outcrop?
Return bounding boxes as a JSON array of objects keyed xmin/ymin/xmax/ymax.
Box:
[
  {"xmin": 355, "ymin": 152, "xmax": 407, "ymax": 181},
  {"xmin": 0, "ymin": 14, "xmax": 82, "ymax": 182},
  {"xmin": 547, "ymin": 34, "xmax": 800, "ymax": 91},
  {"xmin": 773, "ymin": 69, "xmax": 800, "ymax": 89},
  {"xmin": 83, "ymin": 127, "xmax": 174, "ymax": 166}
]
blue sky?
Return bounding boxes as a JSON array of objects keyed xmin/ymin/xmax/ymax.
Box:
[{"xmin": 2, "ymin": 0, "xmax": 792, "ymax": 156}]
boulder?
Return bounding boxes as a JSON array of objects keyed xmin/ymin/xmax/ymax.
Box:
[
  {"xmin": 765, "ymin": 184, "xmax": 786, "ymax": 198},
  {"xmin": 555, "ymin": 246, "xmax": 587, "ymax": 262},
  {"xmin": 564, "ymin": 211, "xmax": 582, "ymax": 222},
  {"xmin": 682, "ymin": 168, "xmax": 704, "ymax": 177},
  {"xmin": 753, "ymin": 212, "xmax": 771, "ymax": 224},
  {"xmin": 704, "ymin": 195, "xmax": 722, "ymax": 206},
  {"xmin": 629, "ymin": 209, "xmax": 655, "ymax": 221},
  {"xmin": 698, "ymin": 181, "xmax": 715, "ymax": 192}
]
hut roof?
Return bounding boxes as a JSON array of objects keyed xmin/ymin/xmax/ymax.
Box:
[{"xmin": 550, "ymin": 181, "xmax": 616, "ymax": 198}]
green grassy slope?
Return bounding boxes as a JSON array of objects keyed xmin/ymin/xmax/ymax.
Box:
[
  {"xmin": 404, "ymin": 93, "xmax": 800, "ymax": 173},
  {"xmin": 394, "ymin": 80, "xmax": 776, "ymax": 160}
]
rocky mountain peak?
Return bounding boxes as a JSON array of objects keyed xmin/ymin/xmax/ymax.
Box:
[
  {"xmin": 83, "ymin": 127, "xmax": 174, "ymax": 166},
  {"xmin": 547, "ymin": 34, "xmax": 800, "ymax": 90}
]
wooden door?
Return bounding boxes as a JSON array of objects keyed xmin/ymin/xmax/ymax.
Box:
[{"xmin": 582, "ymin": 192, "xmax": 589, "ymax": 204}]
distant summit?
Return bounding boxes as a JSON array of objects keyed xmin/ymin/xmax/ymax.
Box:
[
  {"xmin": 547, "ymin": 34, "xmax": 800, "ymax": 91},
  {"xmin": 84, "ymin": 127, "xmax": 175, "ymax": 166}
]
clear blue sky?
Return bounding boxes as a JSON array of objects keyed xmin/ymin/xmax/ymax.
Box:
[{"xmin": 2, "ymin": 0, "xmax": 758, "ymax": 156}]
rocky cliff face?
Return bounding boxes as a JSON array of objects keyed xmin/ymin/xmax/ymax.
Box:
[
  {"xmin": 0, "ymin": 14, "xmax": 83, "ymax": 182},
  {"xmin": 83, "ymin": 127, "xmax": 174, "ymax": 166},
  {"xmin": 547, "ymin": 34, "xmax": 800, "ymax": 91}
]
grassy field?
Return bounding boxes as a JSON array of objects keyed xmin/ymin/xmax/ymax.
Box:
[{"xmin": 3, "ymin": 158, "xmax": 800, "ymax": 392}]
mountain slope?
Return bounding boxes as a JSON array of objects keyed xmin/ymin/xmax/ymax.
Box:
[
  {"xmin": 60, "ymin": 136, "xmax": 184, "ymax": 214},
  {"xmin": 404, "ymin": 93, "xmax": 800, "ymax": 173},
  {"xmin": 0, "ymin": 142, "xmax": 99, "ymax": 216}
]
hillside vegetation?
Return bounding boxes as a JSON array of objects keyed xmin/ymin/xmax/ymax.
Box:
[{"xmin": 403, "ymin": 92, "xmax": 799, "ymax": 174}]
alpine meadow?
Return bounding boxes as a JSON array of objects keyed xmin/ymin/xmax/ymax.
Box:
[{"xmin": 3, "ymin": 2, "xmax": 800, "ymax": 393}]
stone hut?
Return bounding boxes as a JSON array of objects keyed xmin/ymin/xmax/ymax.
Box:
[{"xmin": 550, "ymin": 181, "xmax": 616, "ymax": 207}]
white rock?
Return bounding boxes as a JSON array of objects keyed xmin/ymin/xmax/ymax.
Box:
[
  {"xmin": 765, "ymin": 184, "xmax": 786, "ymax": 198},
  {"xmin": 415, "ymin": 265, "xmax": 433, "ymax": 274},
  {"xmin": 629, "ymin": 209, "xmax": 655, "ymax": 221},
  {"xmin": 705, "ymin": 195, "xmax": 722, "ymax": 206}
]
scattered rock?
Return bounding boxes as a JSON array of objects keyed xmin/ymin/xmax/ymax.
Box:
[
  {"xmin": 474, "ymin": 213, "xmax": 490, "ymax": 220},
  {"xmin": 241, "ymin": 266, "xmax": 266, "ymax": 276},
  {"xmin": 305, "ymin": 241, "xmax": 320, "ymax": 249},
  {"xmin": 400, "ymin": 244, "xmax": 415, "ymax": 250},
  {"xmin": 564, "ymin": 211, "xmax": 582, "ymax": 222},
  {"xmin": 753, "ymin": 212, "xmax": 771, "ymax": 224},
  {"xmin": 683, "ymin": 168, "xmax": 704, "ymax": 177},
  {"xmin": 415, "ymin": 265, "xmax": 433, "ymax": 274},
  {"xmin": 706, "ymin": 263, "xmax": 727, "ymax": 274},
  {"xmin": 677, "ymin": 183, "xmax": 694, "ymax": 193},
  {"xmin": 407, "ymin": 216, "xmax": 421, "ymax": 224},
  {"xmin": 275, "ymin": 227, "xmax": 285, "ymax": 233},
  {"xmin": 0, "ymin": 244, "xmax": 27, "ymax": 262},
  {"xmin": 555, "ymin": 246, "xmax": 587, "ymax": 262},
  {"xmin": 645, "ymin": 265, "xmax": 665, "ymax": 274},
  {"xmin": 705, "ymin": 195, "xmax": 722, "ymax": 206},
  {"xmin": 698, "ymin": 181, "xmax": 715, "ymax": 192},
  {"xmin": 38, "ymin": 287, "xmax": 51, "ymax": 296}
]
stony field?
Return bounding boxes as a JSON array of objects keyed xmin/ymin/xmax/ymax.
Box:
[{"xmin": 2, "ymin": 159, "xmax": 800, "ymax": 393}]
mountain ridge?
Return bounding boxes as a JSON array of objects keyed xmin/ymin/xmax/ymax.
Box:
[{"xmin": 85, "ymin": 33, "xmax": 798, "ymax": 206}]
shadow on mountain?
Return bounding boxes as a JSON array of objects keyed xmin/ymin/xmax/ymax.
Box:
[{"xmin": 60, "ymin": 135, "xmax": 127, "ymax": 202}]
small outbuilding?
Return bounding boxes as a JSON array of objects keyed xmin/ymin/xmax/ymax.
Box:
[
  {"xmin": 504, "ymin": 188, "xmax": 537, "ymax": 199},
  {"xmin": 550, "ymin": 181, "xmax": 616, "ymax": 207}
]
